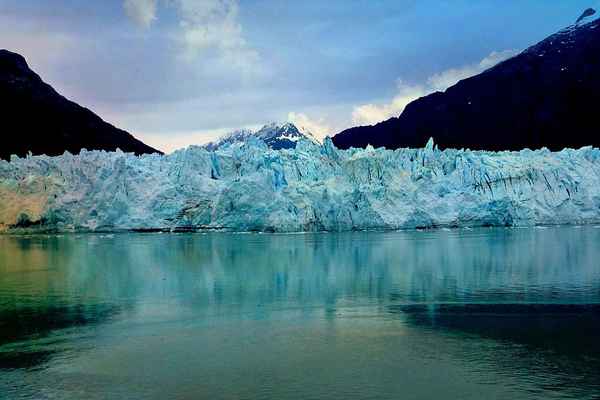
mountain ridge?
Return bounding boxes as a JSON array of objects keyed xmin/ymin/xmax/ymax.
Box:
[
  {"xmin": 332, "ymin": 13, "xmax": 600, "ymax": 151},
  {"xmin": 204, "ymin": 122, "xmax": 318, "ymax": 151},
  {"xmin": 0, "ymin": 49, "xmax": 161, "ymax": 160}
]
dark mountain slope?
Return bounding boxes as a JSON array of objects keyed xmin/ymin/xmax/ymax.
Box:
[
  {"xmin": 0, "ymin": 49, "xmax": 161, "ymax": 160},
  {"xmin": 333, "ymin": 15, "xmax": 600, "ymax": 151}
]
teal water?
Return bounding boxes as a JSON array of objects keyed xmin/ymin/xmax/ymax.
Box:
[{"xmin": 1, "ymin": 227, "xmax": 599, "ymax": 399}]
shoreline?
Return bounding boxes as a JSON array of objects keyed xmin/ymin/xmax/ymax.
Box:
[{"xmin": 3, "ymin": 221, "xmax": 600, "ymax": 236}]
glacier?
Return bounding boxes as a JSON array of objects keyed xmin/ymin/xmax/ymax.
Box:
[{"xmin": 1, "ymin": 137, "xmax": 600, "ymax": 233}]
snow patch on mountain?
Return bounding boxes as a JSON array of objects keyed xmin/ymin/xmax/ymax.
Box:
[{"xmin": 204, "ymin": 122, "xmax": 318, "ymax": 151}]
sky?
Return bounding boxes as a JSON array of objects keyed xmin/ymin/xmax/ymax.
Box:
[{"xmin": 1, "ymin": 0, "xmax": 598, "ymax": 152}]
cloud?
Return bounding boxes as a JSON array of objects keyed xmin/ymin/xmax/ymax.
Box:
[
  {"xmin": 287, "ymin": 112, "xmax": 331, "ymax": 141},
  {"xmin": 175, "ymin": 0, "xmax": 260, "ymax": 75},
  {"xmin": 123, "ymin": 0, "xmax": 158, "ymax": 28},
  {"xmin": 352, "ymin": 81, "xmax": 427, "ymax": 126},
  {"xmin": 122, "ymin": 0, "xmax": 260, "ymax": 76},
  {"xmin": 351, "ymin": 49, "xmax": 518, "ymax": 126},
  {"xmin": 427, "ymin": 49, "xmax": 517, "ymax": 91}
]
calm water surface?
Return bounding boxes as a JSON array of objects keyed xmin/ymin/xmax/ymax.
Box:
[{"xmin": 1, "ymin": 227, "xmax": 599, "ymax": 399}]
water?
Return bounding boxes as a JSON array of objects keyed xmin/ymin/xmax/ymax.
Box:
[{"xmin": 1, "ymin": 227, "xmax": 599, "ymax": 399}]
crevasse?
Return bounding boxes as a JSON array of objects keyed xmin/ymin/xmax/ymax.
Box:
[{"xmin": 1, "ymin": 138, "xmax": 600, "ymax": 232}]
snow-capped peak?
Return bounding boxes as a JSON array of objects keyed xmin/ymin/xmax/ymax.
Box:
[
  {"xmin": 291, "ymin": 123, "xmax": 321, "ymax": 144},
  {"xmin": 204, "ymin": 122, "xmax": 318, "ymax": 151}
]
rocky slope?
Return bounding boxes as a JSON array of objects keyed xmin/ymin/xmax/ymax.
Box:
[
  {"xmin": 333, "ymin": 12, "xmax": 600, "ymax": 151},
  {"xmin": 0, "ymin": 49, "xmax": 161, "ymax": 160}
]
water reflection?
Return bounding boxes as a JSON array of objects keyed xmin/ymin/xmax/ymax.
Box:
[
  {"xmin": 391, "ymin": 303, "xmax": 600, "ymax": 397},
  {"xmin": 1, "ymin": 227, "xmax": 599, "ymax": 399}
]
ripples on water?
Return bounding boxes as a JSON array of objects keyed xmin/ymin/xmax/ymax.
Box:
[{"xmin": 0, "ymin": 227, "xmax": 599, "ymax": 399}]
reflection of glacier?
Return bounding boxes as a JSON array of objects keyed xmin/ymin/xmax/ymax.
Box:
[
  {"xmin": 2, "ymin": 138, "xmax": 600, "ymax": 232},
  {"xmin": 4, "ymin": 228, "xmax": 595, "ymax": 309}
]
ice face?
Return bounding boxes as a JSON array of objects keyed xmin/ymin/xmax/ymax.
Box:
[{"xmin": 1, "ymin": 138, "xmax": 600, "ymax": 232}]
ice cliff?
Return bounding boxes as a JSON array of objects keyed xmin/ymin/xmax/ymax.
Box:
[{"xmin": 1, "ymin": 138, "xmax": 600, "ymax": 233}]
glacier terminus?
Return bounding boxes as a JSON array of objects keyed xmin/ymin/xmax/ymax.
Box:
[{"xmin": 1, "ymin": 136, "xmax": 600, "ymax": 233}]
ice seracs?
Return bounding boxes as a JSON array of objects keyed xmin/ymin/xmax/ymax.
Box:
[{"xmin": 1, "ymin": 138, "xmax": 600, "ymax": 232}]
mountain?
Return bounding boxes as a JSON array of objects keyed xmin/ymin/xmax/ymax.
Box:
[
  {"xmin": 332, "ymin": 11, "xmax": 600, "ymax": 151},
  {"xmin": 204, "ymin": 122, "xmax": 318, "ymax": 151},
  {"xmin": 0, "ymin": 49, "xmax": 161, "ymax": 160}
]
